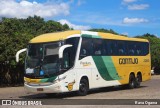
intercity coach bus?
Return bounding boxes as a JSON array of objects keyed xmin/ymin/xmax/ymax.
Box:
[{"xmin": 16, "ymin": 30, "xmax": 151, "ymax": 96}]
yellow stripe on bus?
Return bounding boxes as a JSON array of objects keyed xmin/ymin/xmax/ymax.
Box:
[{"xmin": 24, "ymin": 77, "xmax": 41, "ymax": 83}]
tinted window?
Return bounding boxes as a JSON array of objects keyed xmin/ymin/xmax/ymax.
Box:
[
  {"xmin": 63, "ymin": 37, "xmax": 80, "ymax": 68},
  {"xmin": 127, "ymin": 41, "xmax": 135, "ymax": 55},
  {"xmin": 127, "ymin": 41, "xmax": 149, "ymax": 56},
  {"xmin": 142, "ymin": 42, "xmax": 149, "ymax": 55},
  {"xmin": 133, "ymin": 42, "xmax": 142, "ymax": 55},
  {"xmin": 117, "ymin": 41, "xmax": 126, "ymax": 55},
  {"xmin": 28, "ymin": 44, "xmax": 43, "ymax": 57},
  {"xmin": 79, "ymin": 38, "xmax": 149, "ymax": 57},
  {"xmin": 104, "ymin": 39, "xmax": 149, "ymax": 56},
  {"xmin": 93, "ymin": 39, "xmax": 104, "ymax": 56},
  {"xmin": 107, "ymin": 40, "xmax": 118, "ymax": 55},
  {"xmin": 79, "ymin": 37, "xmax": 93, "ymax": 59}
]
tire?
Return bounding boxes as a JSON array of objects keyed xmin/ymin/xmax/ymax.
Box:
[
  {"xmin": 128, "ymin": 74, "xmax": 136, "ymax": 89},
  {"xmin": 78, "ymin": 79, "xmax": 89, "ymax": 96},
  {"xmin": 135, "ymin": 74, "xmax": 141, "ymax": 88}
]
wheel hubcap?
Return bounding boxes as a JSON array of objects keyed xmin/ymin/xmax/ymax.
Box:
[{"xmin": 80, "ymin": 84, "xmax": 86, "ymax": 92}]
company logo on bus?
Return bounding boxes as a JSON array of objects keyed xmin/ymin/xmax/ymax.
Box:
[
  {"xmin": 66, "ymin": 80, "xmax": 75, "ymax": 91},
  {"xmin": 119, "ymin": 58, "xmax": 138, "ymax": 64},
  {"xmin": 80, "ymin": 61, "xmax": 91, "ymax": 67}
]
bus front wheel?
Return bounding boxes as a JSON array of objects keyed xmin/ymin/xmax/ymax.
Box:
[{"xmin": 78, "ymin": 78, "xmax": 89, "ymax": 96}]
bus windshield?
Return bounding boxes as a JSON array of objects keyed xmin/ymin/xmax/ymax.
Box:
[{"xmin": 25, "ymin": 42, "xmax": 61, "ymax": 78}]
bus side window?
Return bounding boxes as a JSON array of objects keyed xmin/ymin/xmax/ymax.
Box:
[
  {"xmin": 93, "ymin": 39, "xmax": 103, "ymax": 56},
  {"xmin": 117, "ymin": 41, "xmax": 125, "ymax": 55},
  {"xmin": 134, "ymin": 43, "xmax": 141, "ymax": 55},
  {"xmin": 65, "ymin": 37, "xmax": 80, "ymax": 68},
  {"xmin": 143, "ymin": 42, "xmax": 149, "ymax": 55},
  {"xmin": 138, "ymin": 42, "xmax": 149, "ymax": 56},
  {"xmin": 79, "ymin": 38, "xmax": 93, "ymax": 59},
  {"xmin": 128, "ymin": 42, "xmax": 135, "ymax": 55},
  {"xmin": 105, "ymin": 40, "xmax": 115, "ymax": 55},
  {"xmin": 110, "ymin": 40, "xmax": 118, "ymax": 55}
]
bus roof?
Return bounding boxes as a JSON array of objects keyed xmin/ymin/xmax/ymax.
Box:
[
  {"xmin": 29, "ymin": 30, "xmax": 148, "ymax": 43},
  {"xmin": 29, "ymin": 30, "xmax": 81, "ymax": 43},
  {"xmin": 98, "ymin": 32, "xmax": 148, "ymax": 42}
]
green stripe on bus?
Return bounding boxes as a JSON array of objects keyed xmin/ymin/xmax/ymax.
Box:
[
  {"xmin": 92, "ymin": 56, "xmax": 113, "ymax": 80},
  {"xmin": 92, "ymin": 56, "xmax": 120, "ymax": 81},
  {"xmin": 40, "ymin": 76, "xmax": 57, "ymax": 83},
  {"xmin": 81, "ymin": 34, "xmax": 101, "ymax": 38},
  {"xmin": 102, "ymin": 56, "xmax": 121, "ymax": 80}
]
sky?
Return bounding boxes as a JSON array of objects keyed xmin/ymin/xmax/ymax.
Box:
[{"xmin": 0, "ymin": 0, "xmax": 159, "ymax": 37}]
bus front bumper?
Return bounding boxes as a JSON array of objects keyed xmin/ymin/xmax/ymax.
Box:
[{"xmin": 24, "ymin": 82, "xmax": 63, "ymax": 93}]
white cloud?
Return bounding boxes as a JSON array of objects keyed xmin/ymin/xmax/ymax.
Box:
[
  {"xmin": 0, "ymin": 0, "xmax": 70, "ymax": 18},
  {"xmin": 58, "ymin": 19, "xmax": 91, "ymax": 30},
  {"xmin": 128, "ymin": 4, "xmax": 149, "ymax": 10},
  {"xmin": 121, "ymin": 0, "xmax": 149, "ymax": 10},
  {"xmin": 123, "ymin": 17, "xmax": 148, "ymax": 24},
  {"xmin": 122, "ymin": 0, "xmax": 137, "ymax": 4}
]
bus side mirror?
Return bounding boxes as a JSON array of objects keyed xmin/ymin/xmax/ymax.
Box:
[
  {"xmin": 59, "ymin": 45, "xmax": 72, "ymax": 58},
  {"xmin": 16, "ymin": 48, "xmax": 27, "ymax": 62}
]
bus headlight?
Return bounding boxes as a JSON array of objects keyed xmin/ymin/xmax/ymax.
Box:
[{"xmin": 53, "ymin": 76, "xmax": 66, "ymax": 84}]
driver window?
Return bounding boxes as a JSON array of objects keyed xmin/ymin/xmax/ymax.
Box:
[
  {"xmin": 79, "ymin": 37, "xmax": 93, "ymax": 59},
  {"xmin": 62, "ymin": 37, "xmax": 80, "ymax": 69},
  {"xmin": 63, "ymin": 52, "xmax": 69, "ymax": 68}
]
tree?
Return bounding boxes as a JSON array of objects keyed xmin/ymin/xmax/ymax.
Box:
[
  {"xmin": 63, "ymin": 24, "xmax": 70, "ymax": 30},
  {"xmin": 42, "ymin": 20, "xmax": 62, "ymax": 33}
]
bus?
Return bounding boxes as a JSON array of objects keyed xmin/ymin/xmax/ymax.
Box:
[{"xmin": 16, "ymin": 30, "xmax": 151, "ymax": 96}]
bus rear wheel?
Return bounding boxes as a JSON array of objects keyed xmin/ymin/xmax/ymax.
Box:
[
  {"xmin": 135, "ymin": 74, "xmax": 142, "ymax": 88},
  {"xmin": 128, "ymin": 74, "xmax": 136, "ymax": 89},
  {"xmin": 78, "ymin": 78, "xmax": 89, "ymax": 96}
]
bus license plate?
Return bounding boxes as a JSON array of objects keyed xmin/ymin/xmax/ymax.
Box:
[{"xmin": 37, "ymin": 88, "xmax": 43, "ymax": 91}]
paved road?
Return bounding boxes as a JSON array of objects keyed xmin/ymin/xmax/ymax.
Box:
[{"xmin": 0, "ymin": 75, "xmax": 160, "ymax": 108}]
